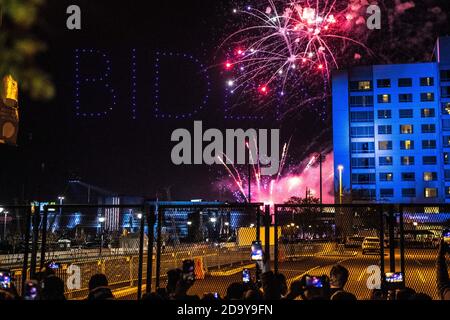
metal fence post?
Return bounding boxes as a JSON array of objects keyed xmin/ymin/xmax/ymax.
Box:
[
  {"xmin": 274, "ymin": 205, "xmax": 279, "ymax": 274},
  {"xmin": 39, "ymin": 205, "xmax": 49, "ymax": 271},
  {"xmin": 137, "ymin": 204, "xmax": 146, "ymax": 300},
  {"xmin": 145, "ymin": 205, "xmax": 156, "ymax": 294},
  {"xmin": 256, "ymin": 205, "xmax": 261, "ymax": 241},
  {"xmin": 264, "ymin": 205, "xmax": 270, "ymax": 262},
  {"xmin": 388, "ymin": 206, "xmax": 396, "ymax": 272},
  {"xmin": 21, "ymin": 205, "xmax": 32, "ymax": 294},
  {"xmin": 30, "ymin": 205, "xmax": 41, "ymax": 279},
  {"xmin": 379, "ymin": 206, "xmax": 385, "ymax": 279},
  {"xmin": 399, "ymin": 205, "xmax": 405, "ymax": 279}
]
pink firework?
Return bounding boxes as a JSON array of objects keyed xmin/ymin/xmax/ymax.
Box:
[
  {"xmin": 217, "ymin": 142, "xmax": 335, "ymax": 206},
  {"xmin": 221, "ymin": 0, "xmax": 370, "ymax": 97}
]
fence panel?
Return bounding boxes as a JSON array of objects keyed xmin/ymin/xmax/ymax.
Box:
[
  {"xmin": 275, "ymin": 204, "xmax": 383, "ymax": 300},
  {"xmin": 155, "ymin": 204, "xmax": 263, "ymax": 299}
]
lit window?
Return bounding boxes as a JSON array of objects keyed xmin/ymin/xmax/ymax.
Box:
[
  {"xmin": 378, "ymin": 94, "xmax": 391, "ymax": 103},
  {"xmin": 400, "ymin": 125, "xmax": 413, "ymax": 134},
  {"xmin": 424, "ymin": 188, "xmax": 438, "ymax": 198},
  {"xmin": 401, "ymin": 156, "xmax": 415, "ymax": 166},
  {"xmin": 400, "ymin": 140, "xmax": 414, "ymax": 150},
  {"xmin": 423, "ymin": 172, "xmax": 437, "ymax": 181}
]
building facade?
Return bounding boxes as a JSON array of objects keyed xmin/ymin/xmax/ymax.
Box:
[{"xmin": 333, "ymin": 37, "xmax": 450, "ymax": 203}]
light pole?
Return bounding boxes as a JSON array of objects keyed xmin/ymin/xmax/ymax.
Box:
[
  {"xmin": 98, "ymin": 216, "xmax": 105, "ymax": 257},
  {"xmin": 337, "ymin": 165, "xmax": 344, "ymax": 205}
]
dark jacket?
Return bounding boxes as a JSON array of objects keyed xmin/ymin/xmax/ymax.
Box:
[
  {"xmin": 437, "ymin": 253, "xmax": 450, "ymax": 300},
  {"xmin": 87, "ymin": 286, "xmax": 115, "ymax": 300}
]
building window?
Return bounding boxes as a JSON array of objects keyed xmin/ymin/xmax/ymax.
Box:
[
  {"xmin": 350, "ymin": 111, "xmax": 374, "ymax": 122},
  {"xmin": 423, "ymin": 172, "xmax": 437, "ymax": 181},
  {"xmin": 420, "ymin": 77, "xmax": 434, "ymax": 86},
  {"xmin": 441, "ymin": 70, "xmax": 450, "ymax": 81},
  {"xmin": 422, "ymin": 140, "xmax": 436, "ymax": 149},
  {"xmin": 379, "ymin": 156, "xmax": 393, "ymax": 166},
  {"xmin": 423, "ymin": 156, "xmax": 437, "ymax": 165},
  {"xmin": 424, "ymin": 188, "xmax": 438, "ymax": 198},
  {"xmin": 443, "ymin": 136, "xmax": 450, "ymax": 148},
  {"xmin": 377, "ymin": 79, "xmax": 391, "ymax": 88},
  {"xmin": 443, "ymin": 119, "xmax": 450, "ymax": 131},
  {"xmin": 401, "ymin": 156, "xmax": 415, "ymax": 166},
  {"xmin": 398, "ymin": 78, "xmax": 412, "ymax": 87},
  {"xmin": 400, "ymin": 125, "xmax": 413, "ymax": 134},
  {"xmin": 378, "ymin": 110, "xmax": 391, "ymax": 119},
  {"xmin": 446, "ymin": 187, "xmax": 450, "ymax": 198},
  {"xmin": 400, "ymin": 140, "xmax": 414, "ymax": 150},
  {"xmin": 445, "ymin": 170, "xmax": 450, "ymax": 181},
  {"xmin": 402, "ymin": 172, "xmax": 415, "ymax": 181},
  {"xmin": 377, "ymin": 94, "xmax": 391, "ymax": 103},
  {"xmin": 378, "ymin": 141, "xmax": 392, "ymax": 150},
  {"xmin": 422, "ymin": 124, "xmax": 436, "ymax": 134},
  {"xmin": 351, "ymin": 158, "xmax": 375, "ymax": 169},
  {"xmin": 402, "ymin": 188, "xmax": 416, "ymax": 197},
  {"xmin": 421, "ymin": 92, "xmax": 435, "ymax": 102},
  {"xmin": 421, "ymin": 108, "xmax": 435, "ymax": 118},
  {"xmin": 380, "ymin": 189, "xmax": 394, "ymax": 198},
  {"xmin": 442, "ymin": 102, "xmax": 450, "ymax": 115},
  {"xmin": 379, "ymin": 173, "xmax": 393, "ymax": 182},
  {"xmin": 351, "ymin": 189, "xmax": 376, "ymax": 200},
  {"xmin": 352, "ymin": 173, "xmax": 376, "ymax": 184},
  {"xmin": 349, "ymin": 96, "xmax": 374, "ymax": 107},
  {"xmin": 378, "ymin": 125, "xmax": 392, "ymax": 135},
  {"xmin": 350, "ymin": 126, "xmax": 374, "ymax": 137},
  {"xmin": 399, "ymin": 94, "xmax": 413, "ymax": 103},
  {"xmin": 441, "ymin": 86, "xmax": 450, "ymax": 98},
  {"xmin": 445, "ymin": 153, "xmax": 450, "ymax": 165},
  {"xmin": 399, "ymin": 109, "xmax": 413, "ymax": 118},
  {"xmin": 350, "ymin": 81, "xmax": 372, "ymax": 91},
  {"xmin": 351, "ymin": 142, "xmax": 374, "ymax": 153}
]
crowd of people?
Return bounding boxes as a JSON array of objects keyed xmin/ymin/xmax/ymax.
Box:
[{"xmin": 0, "ymin": 240, "xmax": 449, "ymax": 301}]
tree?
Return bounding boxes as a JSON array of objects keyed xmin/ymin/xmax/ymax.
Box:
[{"xmin": 0, "ymin": 0, "xmax": 54, "ymax": 101}]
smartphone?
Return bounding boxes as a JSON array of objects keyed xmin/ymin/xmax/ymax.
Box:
[
  {"xmin": 0, "ymin": 270, "xmax": 12, "ymax": 289},
  {"xmin": 384, "ymin": 272, "xmax": 405, "ymax": 290},
  {"xmin": 24, "ymin": 280, "xmax": 39, "ymax": 300},
  {"xmin": 305, "ymin": 276, "xmax": 324, "ymax": 288},
  {"xmin": 242, "ymin": 269, "xmax": 250, "ymax": 283},
  {"xmin": 443, "ymin": 229, "xmax": 450, "ymax": 244},
  {"xmin": 182, "ymin": 259, "xmax": 195, "ymax": 282},
  {"xmin": 251, "ymin": 241, "xmax": 263, "ymax": 261},
  {"xmin": 213, "ymin": 292, "xmax": 219, "ymax": 299},
  {"xmin": 48, "ymin": 262, "xmax": 60, "ymax": 270}
]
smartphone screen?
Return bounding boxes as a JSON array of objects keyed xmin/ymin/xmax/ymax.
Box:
[
  {"xmin": 385, "ymin": 272, "xmax": 404, "ymax": 283},
  {"xmin": 305, "ymin": 276, "xmax": 323, "ymax": 288},
  {"xmin": 242, "ymin": 269, "xmax": 250, "ymax": 283},
  {"xmin": 0, "ymin": 271, "xmax": 12, "ymax": 289},
  {"xmin": 251, "ymin": 241, "xmax": 263, "ymax": 261},
  {"xmin": 48, "ymin": 262, "xmax": 60, "ymax": 270},
  {"xmin": 24, "ymin": 281, "xmax": 39, "ymax": 300},
  {"xmin": 182, "ymin": 260, "xmax": 195, "ymax": 282},
  {"xmin": 443, "ymin": 229, "xmax": 450, "ymax": 244}
]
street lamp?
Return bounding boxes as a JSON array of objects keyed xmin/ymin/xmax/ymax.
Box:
[
  {"xmin": 98, "ymin": 216, "xmax": 105, "ymax": 257},
  {"xmin": 187, "ymin": 221, "xmax": 192, "ymax": 226},
  {"xmin": 137, "ymin": 213, "xmax": 143, "ymax": 220},
  {"xmin": 224, "ymin": 222, "xmax": 230, "ymax": 226},
  {"xmin": 337, "ymin": 165, "xmax": 344, "ymax": 205},
  {"xmin": 210, "ymin": 217, "xmax": 217, "ymax": 223}
]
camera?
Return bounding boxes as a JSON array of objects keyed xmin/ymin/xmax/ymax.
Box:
[{"xmin": 242, "ymin": 268, "xmax": 251, "ymax": 283}]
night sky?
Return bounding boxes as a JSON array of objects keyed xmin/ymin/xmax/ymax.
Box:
[{"xmin": 0, "ymin": 0, "xmax": 449, "ymax": 204}]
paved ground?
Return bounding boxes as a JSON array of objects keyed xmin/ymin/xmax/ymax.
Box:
[{"xmin": 116, "ymin": 248, "xmax": 442, "ymax": 300}]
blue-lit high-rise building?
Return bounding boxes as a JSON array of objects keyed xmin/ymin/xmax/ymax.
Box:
[{"xmin": 333, "ymin": 37, "xmax": 450, "ymax": 203}]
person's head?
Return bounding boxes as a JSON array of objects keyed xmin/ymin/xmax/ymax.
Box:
[
  {"xmin": 330, "ymin": 290, "xmax": 357, "ymax": 301},
  {"xmin": 41, "ymin": 275, "xmax": 65, "ymax": 300},
  {"xmin": 275, "ymin": 273, "xmax": 288, "ymax": 296},
  {"xmin": 370, "ymin": 289, "xmax": 385, "ymax": 300},
  {"xmin": 89, "ymin": 273, "xmax": 109, "ymax": 291},
  {"xmin": 166, "ymin": 268, "xmax": 182, "ymax": 293},
  {"xmin": 0, "ymin": 289, "xmax": 16, "ymax": 300},
  {"xmin": 409, "ymin": 293, "xmax": 432, "ymax": 301},
  {"xmin": 330, "ymin": 265, "xmax": 349, "ymax": 289},
  {"xmin": 396, "ymin": 287, "xmax": 416, "ymax": 301},
  {"xmin": 226, "ymin": 282, "xmax": 245, "ymax": 300},
  {"xmin": 244, "ymin": 289, "xmax": 263, "ymax": 301}
]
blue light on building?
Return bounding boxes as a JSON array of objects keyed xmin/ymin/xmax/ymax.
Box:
[{"xmin": 333, "ymin": 37, "xmax": 450, "ymax": 203}]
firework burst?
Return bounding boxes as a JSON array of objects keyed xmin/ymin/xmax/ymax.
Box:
[{"xmin": 220, "ymin": 0, "xmax": 370, "ymax": 100}]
